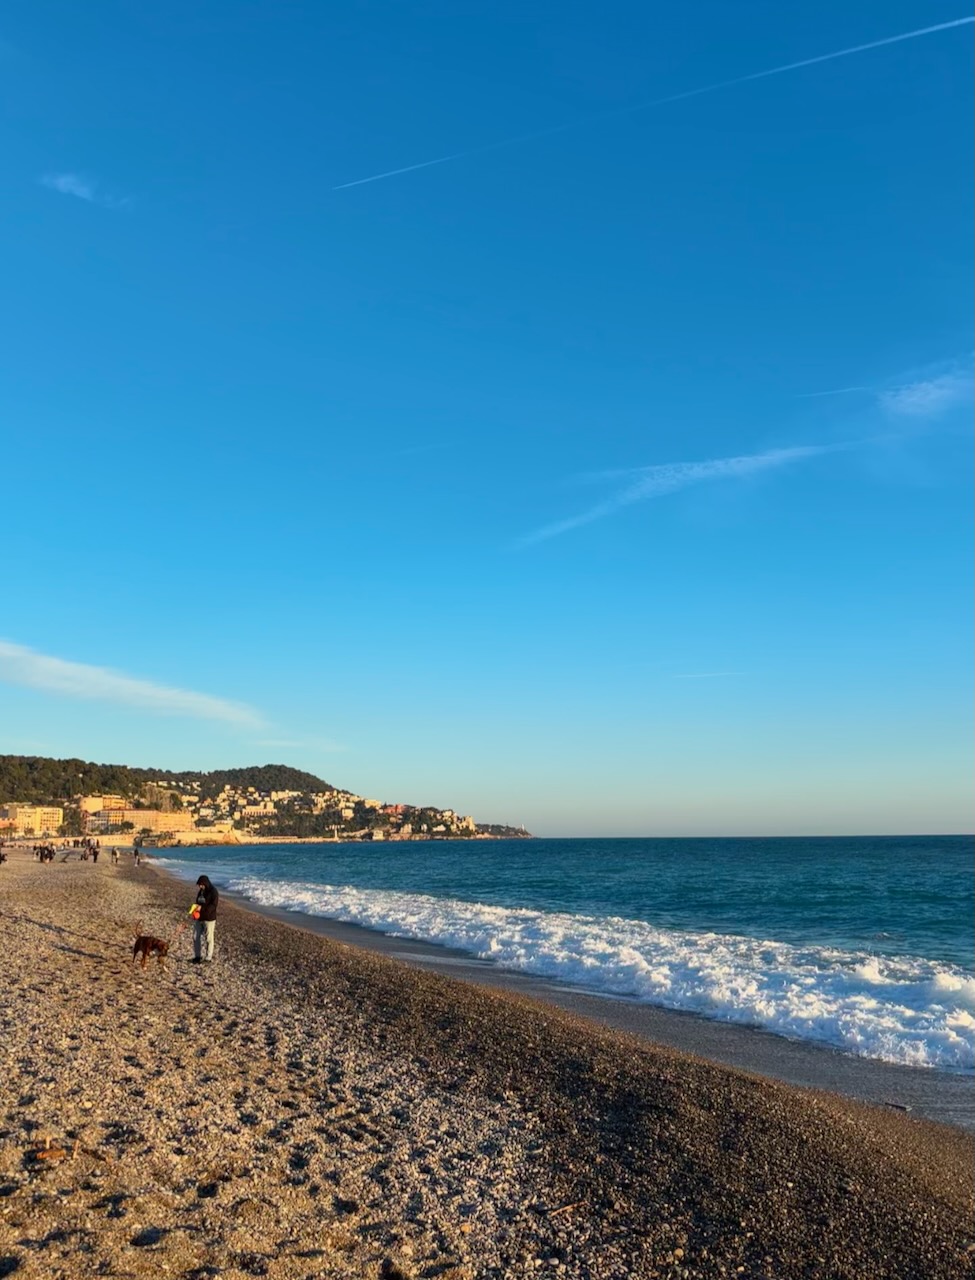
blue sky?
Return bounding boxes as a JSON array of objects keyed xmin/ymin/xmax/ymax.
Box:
[{"xmin": 1, "ymin": 1, "xmax": 972, "ymax": 835}]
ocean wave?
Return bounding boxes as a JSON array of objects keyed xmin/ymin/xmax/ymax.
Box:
[{"xmin": 221, "ymin": 875, "xmax": 975, "ymax": 1072}]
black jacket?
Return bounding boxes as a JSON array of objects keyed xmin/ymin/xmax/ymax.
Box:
[{"xmin": 195, "ymin": 878, "xmax": 218, "ymax": 922}]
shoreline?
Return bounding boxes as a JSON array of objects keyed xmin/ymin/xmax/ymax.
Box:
[
  {"xmin": 152, "ymin": 860, "xmax": 975, "ymax": 1133},
  {"xmin": 2, "ymin": 851, "xmax": 972, "ymax": 1279}
]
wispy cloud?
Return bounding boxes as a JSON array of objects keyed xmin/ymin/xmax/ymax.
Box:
[
  {"xmin": 0, "ymin": 639, "xmax": 263, "ymax": 727},
  {"xmin": 519, "ymin": 443, "xmax": 841, "ymax": 545},
  {"xmin": 42, "ymin": 172, "xmax": 97, "ymax": 201},
  {"xmin": 879, "ymin": 370, "xmax": 974, "ymax": 418},
  {"xmin": 334, "ymin": 17, "xmax": 972, "ymax": 190},
  {"xmin": 801, "ymin": 361, "xmax": 973, "ymax": 418},
  {"xmin": 40, "ymin": 172, "xmax": 129, "ymax": 208}
]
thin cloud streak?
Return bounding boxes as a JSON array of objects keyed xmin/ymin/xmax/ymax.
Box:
[
  {"xmin": 0, "ymin": 639, "xmax": 264, "ymax": 727},
  {"xmin": 519, "ymin": 444, "xmax": 841, "ymax": 545},
  {"xmin": 334, "ymin": 17, "xmax": 973, "ymax": 190},
  {"xmin": 797, "ymin": 386, "xmax": 871, "ymax": 398},
  {"xmin": 333, "ymin": 152, "xmax": 465, "ymax": 191}
]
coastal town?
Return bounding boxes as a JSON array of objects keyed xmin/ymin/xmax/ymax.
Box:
[{"xmin": 0, "ymin": 757, "xmax": 530, "ymax": 845}]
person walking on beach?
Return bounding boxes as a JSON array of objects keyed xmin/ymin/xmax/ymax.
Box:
[{"xmin": 192, "ymin": 875, "xmax": 218, "ymax": 964}]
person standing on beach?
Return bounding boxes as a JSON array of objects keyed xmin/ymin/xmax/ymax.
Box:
[{"xmin": 192, "ymin": 875, "xmax": 218, "ymax": 964}]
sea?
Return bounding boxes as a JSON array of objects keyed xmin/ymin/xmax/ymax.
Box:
[{"xmin": 155, "ymin": 835, "xmax": 974, "ymax": 1074}]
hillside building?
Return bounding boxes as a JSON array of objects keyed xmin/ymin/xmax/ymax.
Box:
[{"xmin": 1, "ymin": 804, "xmax": 64, "ymax": 836}]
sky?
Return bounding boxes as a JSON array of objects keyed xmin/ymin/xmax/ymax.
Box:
[{"xmin": 1, "ymin": 1, "xmax": 972, "ymax": 836}]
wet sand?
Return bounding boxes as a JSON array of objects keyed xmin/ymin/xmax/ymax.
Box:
[{"xmin": 0, "ymin": 851, "xmax": 972, "ymax": 1279}]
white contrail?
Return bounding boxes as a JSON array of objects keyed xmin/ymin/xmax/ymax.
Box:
[
  {"xmin": 332, "ymin": 124, "xmax": 575, "ymax": 190},
  {"xmin": 334, "ymin": 16, "xmax": 973, "ymax": 190},
  {"xmin": 797, "ymin": 386, "xmax": 871, "ymax": 398},
  {"xmin": 518, "ymin": 443, "xmax": 843, "ymax": 545},
  {"xmin": 334, "ymin": 153, "xmax": 464, "ymax": 190}
]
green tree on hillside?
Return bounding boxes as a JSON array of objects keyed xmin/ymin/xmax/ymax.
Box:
[{"xmin": 0, "ymin": 756, "xmax": 333, "ymax": 805}]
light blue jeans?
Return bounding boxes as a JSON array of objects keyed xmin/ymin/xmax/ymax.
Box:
[{"xmin": 193, "ymin": 919, "xmax": 215, "ymax": 961}]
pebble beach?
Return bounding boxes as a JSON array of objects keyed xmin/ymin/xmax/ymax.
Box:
[{"xmin": 0, "ymin": 852, "xmax": 972, "ymax": 1280}]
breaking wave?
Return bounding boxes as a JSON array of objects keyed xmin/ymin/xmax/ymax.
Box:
[{"xmin": 220, "ymin": 874, "xmax": 975, "ymax": 1071}]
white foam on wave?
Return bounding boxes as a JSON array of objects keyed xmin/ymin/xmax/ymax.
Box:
[{"xmin": 223, "ymin": 875, "xmax": 975, "ymax": 1072}]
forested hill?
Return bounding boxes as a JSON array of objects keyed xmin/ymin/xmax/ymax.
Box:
[{"xmin": 0, "ymin": 756, "xmax": 333, "ymax": 804}]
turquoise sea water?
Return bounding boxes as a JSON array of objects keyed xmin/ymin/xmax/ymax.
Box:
[{"xmin": 157, "ymin": 835, "xmax": 974, "ymax": 1071}]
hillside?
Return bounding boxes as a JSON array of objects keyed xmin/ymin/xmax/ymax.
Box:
[
  {"xmin": 0, "ymin": 754, "xmax": 532, "ymax": 840},
  {"xmin": 0, "ymin": 756, "xmax": 333, "ymax": 805}
]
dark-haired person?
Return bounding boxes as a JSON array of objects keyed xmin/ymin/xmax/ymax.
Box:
[{"xmin": 191, "ymin": 875, "xmax": 219, "ymax": 964}]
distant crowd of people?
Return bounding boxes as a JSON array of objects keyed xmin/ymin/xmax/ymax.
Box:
[
  {"xmin": 0, "ymin": 837, "xmax": 145, "ymax": 867},
  {"xmin": 38, "ymin": 837, "xmax": 104, "ymax": 863}
]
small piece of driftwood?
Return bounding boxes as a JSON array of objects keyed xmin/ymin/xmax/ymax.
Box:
[{"xmin": 547, "ymin": 1200, "xmax": 588, "ymax": 1217}]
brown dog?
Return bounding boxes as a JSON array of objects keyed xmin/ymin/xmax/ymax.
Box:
[{"xmin": 132, "ymin": 934, "xmax": 169, "ymax": 969}]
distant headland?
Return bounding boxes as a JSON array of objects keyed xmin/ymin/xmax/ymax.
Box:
[{"xmin": 0, "ymin": 755, "xmax": 532, "ymax": 845}]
